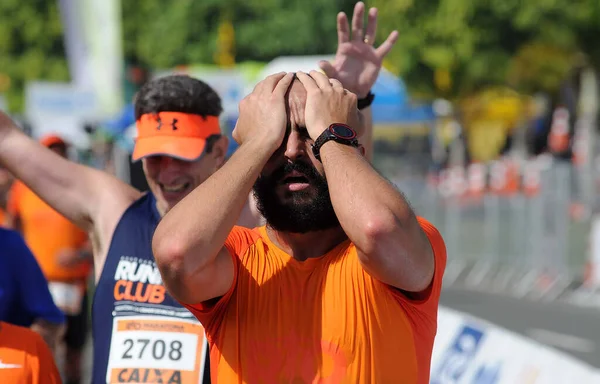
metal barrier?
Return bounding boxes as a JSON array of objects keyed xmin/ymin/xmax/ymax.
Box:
[{"xmin": 378, "ymin": 152, "xmax": 598, "ymax": 300}]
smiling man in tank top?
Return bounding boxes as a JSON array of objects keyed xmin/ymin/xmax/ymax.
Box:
[{"xmin": 0, "ymin": 75, "xmax": 233, "ymax": 383}]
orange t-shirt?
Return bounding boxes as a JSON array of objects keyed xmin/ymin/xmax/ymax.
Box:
[
  {"xmin": 7, "ymin": 181, "xmax": 90, "ymax": 282},
  {"xmin": 184, "ymin": 217, "xmax": 446, "ymax": 384},
  {"xmin": 0, "ymin": 322, "xmax": 61, "ymax": 384},
  {"xmin": 0, "ymin": 207, "xmax": 5, "ymax": 227}
]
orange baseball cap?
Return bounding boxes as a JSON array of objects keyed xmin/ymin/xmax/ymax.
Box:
[
  {"xmin": 40, "ymin": 134, "xmax": 68, "ymax": 148},
  {"xmin": 132, "ymin": 112, "xmax": 221, "ymax": 161}
]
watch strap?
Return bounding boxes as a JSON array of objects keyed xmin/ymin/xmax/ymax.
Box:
[{"xmin": 357, "ymin": 91, "xmax": 375, "ymax": 110}]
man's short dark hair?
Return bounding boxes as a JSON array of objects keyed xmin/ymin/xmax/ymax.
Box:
[{"xmin": 134, "ymin": 75, "xmax": 223, "ymax": 153}]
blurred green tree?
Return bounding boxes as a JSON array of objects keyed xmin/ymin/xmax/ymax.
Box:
[
  {"xmin": 3, "ymin": 0, "xmax": 359, "ymax": 112},
  {"xmin": 121, "ymin": 0, "xmax": 358, "ymax": 69},
  {"xmin": 3, "ymin": 0, "xmax": 600, "ymax": 112},
  {"xmin": 372, "ymin": 0, "xmax": 600, "ymax": 98},
  {"xmin": 0, "ymin": 0, "xmax": 69, "ymax": 111}
]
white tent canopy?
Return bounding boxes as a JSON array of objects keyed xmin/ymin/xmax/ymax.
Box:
[
  {"xmin": 248, "ymin": 55, "xmax": 402, "ymax": 95},
  {"xmin": 259, "ymin": 55, "xmax": 334, "ymax": 75},
  {"xmin": 246, "ymin": 55, "xmax": 334, "ymax": 95}
]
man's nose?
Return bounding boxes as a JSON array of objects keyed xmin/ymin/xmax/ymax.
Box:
[{"xmin": 284, "ymin": 131, "xmax": 307, "ymax": 161}]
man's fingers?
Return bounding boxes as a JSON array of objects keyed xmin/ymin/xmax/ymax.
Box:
[
  {"xmin": 337, "ymin": 12, "xmax": 350, "ymax": 45},
  {"xmin": 273, "ymin": 72, "xmax": 295, "ymax": 96},
  {"xmin": 309, "ymin": 70, "xmax": 332, "ymax": 90},
  {"xmin": 375, "ymin": 30, "xmax": 399, "ymax": 59},
  {"xmin": 255, "ymin": 72, "xmax": 286, "ymax": 94},
  {"xmin": 363, "ymin": 8, "xmax": 378, "ymax": 46},
  {"xmin": 295, "ymin": 71, "xmax": 319, "ymax": 92},
  {"xmin": 263, "ymin": 71, "xmax": 288, "ymax": 92},
  {"xmin": 329, "ymin": 78, "xmax": 344, "ymax": 91},
  {"xmin": 351, "ymin": 2, "xmax": 366, "ymax": 41}
]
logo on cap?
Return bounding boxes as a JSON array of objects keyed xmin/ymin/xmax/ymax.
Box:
[{"xmin": 156, "ymin": 117, "xmax": 179, "ymax": 131}]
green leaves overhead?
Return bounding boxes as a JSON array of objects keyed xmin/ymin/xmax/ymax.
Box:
[
  {"xmin": 1, "ymin": 0, "xmax": 600, "ymax": 111},
  {"xmin": 0, "ymin": 0, "xmax": 69, "ymax": 111},
  {"xmin": 372, "ymin": 0, "xmax": 600, "ymax": 97}
]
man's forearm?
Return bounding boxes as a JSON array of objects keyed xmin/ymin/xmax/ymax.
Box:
[
  {"xmin": 319, "ymin": 142, "xmax": 421, "ymax": 254},
  {"xmin": 153, "ymin": 140, "xmax": 273, "ymax": 272}
]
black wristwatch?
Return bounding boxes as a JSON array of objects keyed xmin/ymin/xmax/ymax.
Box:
[
  {"xmin": 312, "ymin": 123, "xmax": 359, "ymax": 161},
  {"xmin": 357, "ymin": 91, "xmax": 375, "ymax": 110}
]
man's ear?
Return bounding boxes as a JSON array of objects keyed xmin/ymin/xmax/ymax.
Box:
[{"xmin": 212, "ymin": 135, "xmax": 230, "ymax": 168}]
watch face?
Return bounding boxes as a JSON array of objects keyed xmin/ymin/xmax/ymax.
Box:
[{"xmin": 329, "ymin": 124, "xmax": 356, "ymax": 139}]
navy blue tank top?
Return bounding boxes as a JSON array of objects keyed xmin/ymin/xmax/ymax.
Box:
[{"xmin": 91, "ymin": 193, "xmax": 210, "ymax": 383}]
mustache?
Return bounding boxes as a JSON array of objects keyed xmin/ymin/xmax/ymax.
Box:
[{"xmin": 271, "ymin": 161, "xmax": 321, "ymax": 183}]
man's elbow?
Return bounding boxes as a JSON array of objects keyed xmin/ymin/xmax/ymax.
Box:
[
  {"xmin": 152, "ymin": 235, "xmax": 210, "ymax": 303},
  {"xmin": 358, "ymin": 212, "xmax": 400, "ymax": 255},
  {"xmin": 360, "ymin": 216, "xmax": 436, "ymax": 292},
  {"xmin": 153, "ymin": 233, "xmax": 181, "ymax": 267},
  {"xmin": 152, "ymin": 234, "xmax": 188, "ymax": 284}
]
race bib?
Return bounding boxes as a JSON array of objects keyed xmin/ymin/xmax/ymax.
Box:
[
  {"xmin": 48, "ymin": 282, "xmax": 84, "ymax": 315},
  {"xmin": 106, "ymin": 316, "xmax": 207, "ymax": 384}
]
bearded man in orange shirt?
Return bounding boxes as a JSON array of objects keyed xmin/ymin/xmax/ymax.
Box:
[{"xmin": 153, "ymin": 3, "xmax": 447, "ymax": 383}]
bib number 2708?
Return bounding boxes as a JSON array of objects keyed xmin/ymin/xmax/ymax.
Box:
[
  {"xmin": 122, "ymin": 338, "xmax": 183, "ymax": 361},
  {"xmin": 107, "ymin": 317, "xmax": 207, "ymax": 384}
]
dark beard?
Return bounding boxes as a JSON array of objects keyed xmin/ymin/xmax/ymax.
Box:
[{"xmin": 252, "ymin": 161, "xmax": 340, "ymax": 234}]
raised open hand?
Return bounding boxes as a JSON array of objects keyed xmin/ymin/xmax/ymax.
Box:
[{"xmin": 319, "ymin": 2, "xmax": 399, "ymax": 99}]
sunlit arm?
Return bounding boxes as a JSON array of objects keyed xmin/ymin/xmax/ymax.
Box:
[
  {"xmin": 152, "ymin": 140, "xmax": 273, "ymax": 304},
  {"xmin": 0, "ymin": 113, "xmax": 138, "ymax": 232},
  {"xmin": 319, "ymin": 141, "xmax": 434, "ymax": 292}
]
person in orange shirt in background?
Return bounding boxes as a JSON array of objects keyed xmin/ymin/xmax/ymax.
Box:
[
  {"xmin": 6, "ymin": 134, "xmax": 92, "ymax": 384},
  {"xmin": 0, "ymin": 321, "xmax": 61, "ymax": 384}
]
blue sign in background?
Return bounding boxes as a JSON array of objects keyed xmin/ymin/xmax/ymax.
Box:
[{"xmin": 431, "ymin": 324, "xmax": 486, "ymax": 384}]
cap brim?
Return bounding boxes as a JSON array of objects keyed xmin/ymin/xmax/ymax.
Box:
[
  {"xmin": 40, "ymin": 135, "xmax": 67, "ymax": 148},
  {"xmin": 132, "ymin": 136, "xmax": 207, "ymax": 161}
]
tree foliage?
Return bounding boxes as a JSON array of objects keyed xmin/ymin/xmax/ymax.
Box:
[
  {"xmin": 1, "ymin": 0, "xmax": 600, "ymax": 111},
  {"xmin": 121, "ymin": 0, "xmax": 357, "ymax": 69},
  {"xmin": 0, "ymin": 0, "xmax": 69, "ymax": 111},
  {"xmin": 372, "ymin": 0, "xmax": 600, "ymax": 98}
]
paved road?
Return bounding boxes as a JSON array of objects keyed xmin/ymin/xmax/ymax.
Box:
[{"xmin": 440, "ymin": 286, "xmax": 600, "ymax": 368}]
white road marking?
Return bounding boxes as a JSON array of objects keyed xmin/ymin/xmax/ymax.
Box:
[{"xmin": 526, "ymin": 328, "xmax": 596, "ymax": 354}]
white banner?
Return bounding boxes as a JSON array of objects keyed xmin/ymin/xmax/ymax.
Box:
[
  {"xmin": 58, "ymin": 0, "xmax": 123, "ymax": 117},
  {"xmin": 58, "ymin": 0, "xmax": 92, "ymax": 87},
  {"xmin": 431, "ymin": 307, "xmax": 598, "ymax": 383}
]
